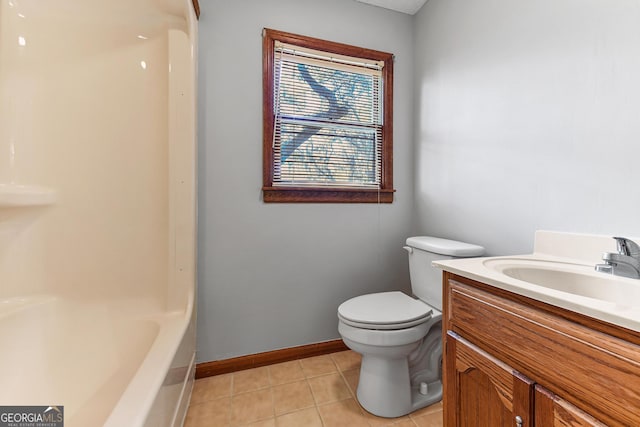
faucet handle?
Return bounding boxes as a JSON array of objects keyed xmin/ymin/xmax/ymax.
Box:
[{"xmin": 613, "ymin": 237, "xmax": 640, "ymax": 256}]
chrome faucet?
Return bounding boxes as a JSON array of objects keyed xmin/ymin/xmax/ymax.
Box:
[{"xmin": 595, "ymin": 237, "xmax": 640, "ymax": 279}]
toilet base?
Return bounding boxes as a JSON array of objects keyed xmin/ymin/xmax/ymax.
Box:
[
  {"xmin": 342, "ymin": 315, "xmax": 443, "ymax": 418},
  {"xmin": 356, "ymin": 353, "xmax": 442, "ymax": 418},
  {"xmin": 338, "ymin": 308, "xmax": 443, "ymax": 418}
]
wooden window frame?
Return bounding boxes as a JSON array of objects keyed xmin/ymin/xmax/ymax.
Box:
[
  {"xmin": 191, "ymin": 0, "xmax": 200, "ymax": 18},
  {"xmin": 262, "ymin": 28, "xmax": 395, "ymax": 203}
]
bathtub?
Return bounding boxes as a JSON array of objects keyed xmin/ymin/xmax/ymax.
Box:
[
  {"xmin": 0, "ymin": 295, "xmax": 195, "ymax": 427},
  {"xmin": 0, "ymin": 0, "xmax": 198, "ymax": 425}
]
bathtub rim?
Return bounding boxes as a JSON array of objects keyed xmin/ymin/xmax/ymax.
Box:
[{"xmin": 103, "ymin": 290, "xmax": 195, "ymax": 427}]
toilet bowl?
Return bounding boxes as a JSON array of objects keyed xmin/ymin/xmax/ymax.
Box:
[{"xmin": 337, "ymin": 236, "xmax": 484, "ymax": 418}]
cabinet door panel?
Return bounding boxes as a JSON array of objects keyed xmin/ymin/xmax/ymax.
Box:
[
  {"xmin": 445, "ymin": 331, "xmax": 533, "ymax": 427},
  {"xmin": 535, "ymin": 385, "xmax": 606, "ymax": 427},
  {"xmin": 446, "ymin": 279, "xmax": 640, "ymax": 426}
]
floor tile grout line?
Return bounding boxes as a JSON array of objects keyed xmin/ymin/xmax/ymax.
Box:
[
  {"xmin": 268, "ymin": 358, "xmax": 304, "ymax": 387},
  {"xmin": 310, "ymin": 355, "xmax": 346, "ymax": 426},
  {"xmin": 270, "ymin": 386, "xmax": 276, "ymax": 424},
  {"xmin": 331, "ymin": 353, "xmax": 370, "ymax": 420},
  {"xmin": 307, "ymin": 376, "xmax": 322, "ymax": 408},
  {"xmin": 331, "ymin": 353, "xmax": 378, "ymax": 425},
  {"xmin": 186, "ymin": 351, "xmax": 442, "ymax": 427}
]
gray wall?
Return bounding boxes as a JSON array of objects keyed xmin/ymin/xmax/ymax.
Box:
[
  {"xmin": 414, "ymin": 0, "xmax": 640, "ymax": 256},
  {"xmin": 198, "ymin": 0, "xmax": 415, "ymax": 361},
  {"xmin": 198, "ymin": 0, "xmax": 640, "ymax": 363}
]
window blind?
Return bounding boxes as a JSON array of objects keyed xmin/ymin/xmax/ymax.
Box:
[{"xmin": 272, "ymin": 41, "xmax": 384, "ymax": 189}]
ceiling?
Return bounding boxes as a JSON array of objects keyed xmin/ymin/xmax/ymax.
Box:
[{"xmin": 354, "ymin": 0, "xmax": 428, "ymax": 15}]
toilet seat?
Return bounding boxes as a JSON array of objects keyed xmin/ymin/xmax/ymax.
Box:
[{"xmin": 338, "ymin": 291, "xmax": 433, "ymax": 330}]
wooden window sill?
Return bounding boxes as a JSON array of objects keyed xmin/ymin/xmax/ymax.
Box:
[{"xmin": 262, "ymin": 187, "xmax": 395, "ymax": 203}]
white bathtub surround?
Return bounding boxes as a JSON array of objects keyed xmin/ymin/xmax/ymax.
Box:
[
  {"xmin": 0, "ymin": 0, "xmax": 198, "ymax": 426},
  {"xmin": 0, "ymin": 184, "xmax": 56, "ymax": 207}
]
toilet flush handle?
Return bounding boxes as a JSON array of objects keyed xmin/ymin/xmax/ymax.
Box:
[{"xmin": 403, "ymin": 246, "xmax": 413, "ymax": 254}]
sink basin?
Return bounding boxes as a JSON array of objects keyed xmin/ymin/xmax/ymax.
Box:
[
  {"xmin": 434, "ymin": 232, "xmax": 640, "ymax": 332},
  {"xmin": 483, "ymin": 258, "xmax": 640, "ymax": 306}
]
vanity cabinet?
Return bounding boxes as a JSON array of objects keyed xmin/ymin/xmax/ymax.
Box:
[
  {"xmin": 442, "ymin": 272, "xmax": 640, "ymax": 427},
  {"xmin": 445, "ymin": 331, "xmax": 533, "ymax": 426},
  {"xmin": 534, "ymin": 385, "xmax": 604, "ymax": 426}
]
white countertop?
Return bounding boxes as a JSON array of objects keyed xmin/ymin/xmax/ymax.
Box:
[{"xmin": 433, "ymin": 231, "xmax": 640, "ymax": 333}]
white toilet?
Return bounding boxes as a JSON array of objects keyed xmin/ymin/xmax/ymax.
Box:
[{"xmin": 337, "ymin": 236, "xmax": 484, "ymax": 418}]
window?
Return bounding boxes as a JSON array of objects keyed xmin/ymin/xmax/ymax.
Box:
[{"xmin": 262, "ymin": 29, "xmax": 395, "ymax": 203}]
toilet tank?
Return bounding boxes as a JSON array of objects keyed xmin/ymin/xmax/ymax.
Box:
[{"xmin": 405, "ymin": 236, "xmax": 485, "ymax": 311}]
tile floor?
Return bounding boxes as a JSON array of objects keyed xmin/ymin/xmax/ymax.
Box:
[{"xmin": 185, "ymin": 350, "xmax": 443, "ymax": 427}]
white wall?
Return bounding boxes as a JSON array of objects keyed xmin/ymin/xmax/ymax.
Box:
[
  {"xmin": 198, "ymin": 0, "xmax": 414, "ymax": 361},
  {"xmin": 414, "ymin": 0, "xmax": 640, "ymax": 256}
]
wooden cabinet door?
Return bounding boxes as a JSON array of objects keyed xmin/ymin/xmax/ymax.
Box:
[
  {"xmin": 444, "ymin": 331, "xmax": 534, "ymax": 427},
  {"xmin": 534, "ymin": 385, "xmax": 606, "ymax": 427}
]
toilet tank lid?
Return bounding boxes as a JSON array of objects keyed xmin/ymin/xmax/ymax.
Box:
[{"xmin": 406, "ymin": 236, "xmax": 485, "ymax": 257}]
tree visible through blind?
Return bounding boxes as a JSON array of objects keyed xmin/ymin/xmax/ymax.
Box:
[{"xmin": 272, "ymin": 42, "xmax": 384, "ymax": 189}]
